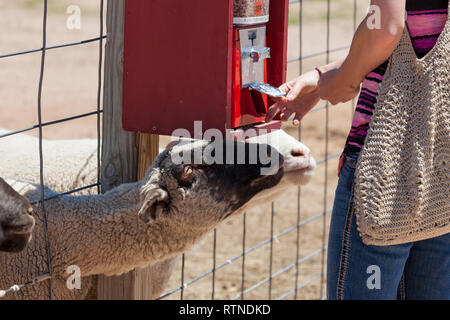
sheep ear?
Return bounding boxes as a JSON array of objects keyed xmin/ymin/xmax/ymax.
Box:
[
  {"xmin": 164, "ymin": 140, "xmax": 181, "ymax": 150},
  {"xmin": 138, "ymin": 187, "xmax": 170, "ymax": 224}
]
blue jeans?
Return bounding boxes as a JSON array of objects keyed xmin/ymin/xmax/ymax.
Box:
[{"xmin": 327, "ymin": 152, "xmax": 450, "ymax": 300}]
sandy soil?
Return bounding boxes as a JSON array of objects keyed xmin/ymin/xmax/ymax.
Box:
[{"xmin": 0, "ymin": 0, "xmax": 370, "ymax": 300}]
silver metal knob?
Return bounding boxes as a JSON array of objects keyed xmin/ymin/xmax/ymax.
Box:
[{"xmin": 243, "ymin": 47, "xmax": 271, "ymax": 62}]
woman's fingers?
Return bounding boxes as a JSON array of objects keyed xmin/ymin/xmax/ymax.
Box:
[
  {"xmin": 279, "ymin": 82, "xmax": 292, "ymax": 93},
  {"xmin": 280, "ymin": 109, "xmax": 293, "ymax": 121},
  {"xmin": 265, "ymin": 102, "xmax": 285, "ymax": 122},
  {"xmin": 285, "ymin": 79, "xmax": 306, "ymax": 102},
  {"xmin": 292, "ymin": 113, "xmax": 304, "ymax": 126},
  {"xmin": 277, "ymin": 82, "xmax": 293, "ymax": 103},
  {"xmin": 266, "ymin": 71, "xmax": 321, "ymax": 124},
  {"xmin": 283, "ymin": 71, "xmax": 320, "ymax": 103}
]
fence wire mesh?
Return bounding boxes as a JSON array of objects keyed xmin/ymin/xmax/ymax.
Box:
[
  {"xmin": 0, "ymin": 0, "xmax": 105, "ymax": 299},
  {"xmin": 0, "ymin": 0, "xmax": 365, "ymax": 300}
]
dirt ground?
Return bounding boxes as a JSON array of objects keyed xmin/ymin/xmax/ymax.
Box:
[{"xmin": 0, "ymin": 0, "xmax": 370, "ymax": 300}]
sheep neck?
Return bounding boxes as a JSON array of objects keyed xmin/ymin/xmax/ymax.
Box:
[{"xmin": 49, "ymin": 181, "xmax": 207, "ymax": 277}]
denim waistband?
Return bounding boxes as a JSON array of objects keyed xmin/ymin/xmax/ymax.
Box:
[{"xmin": 344, "ymin": 152, "xmax": 360, "ymax": 169}]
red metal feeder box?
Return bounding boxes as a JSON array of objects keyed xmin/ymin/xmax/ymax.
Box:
[{"xmin": 122, "ymin": 0, "xmax": 289, "ymax": 137}]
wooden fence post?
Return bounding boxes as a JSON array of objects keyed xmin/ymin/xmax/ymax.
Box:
[{"xmin": 97, "ymin": 0, "xmax": 159, "ymax": 300}]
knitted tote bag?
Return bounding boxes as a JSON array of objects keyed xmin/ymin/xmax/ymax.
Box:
[{"xmin": 353, "ymin": 5, "xmax": 450, "ymax": 246}]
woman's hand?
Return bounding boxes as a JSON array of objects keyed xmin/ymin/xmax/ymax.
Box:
[{"xmin": 265, "ymin": 70, "xmax": 321, "ymax": 126}]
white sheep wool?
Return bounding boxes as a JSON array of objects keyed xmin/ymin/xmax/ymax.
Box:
[{"xmin": 353, "ymin": 5, "xmax": 450, "ymax": 246}]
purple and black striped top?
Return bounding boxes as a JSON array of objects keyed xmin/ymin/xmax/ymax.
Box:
[{"xmin": 339, "ymin": 0, "xmax": 448, "ymax": 175}]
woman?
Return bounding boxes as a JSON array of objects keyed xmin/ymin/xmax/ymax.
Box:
[{"xmin": 267, "ymin": 0, "xmax": 449, "ymax": 299}]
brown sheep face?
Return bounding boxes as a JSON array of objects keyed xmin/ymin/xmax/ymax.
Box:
[
  {"xmin": 0, "ymin": 178, "xmax": 35, "ymax": 253},
  {"xmin": 138, "ymin": 140, "xmax": 284, "ymax": 228}
]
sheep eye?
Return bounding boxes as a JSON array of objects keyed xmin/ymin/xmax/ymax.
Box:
[
  {"xmin": 183, "ymin": 166, "xmax": 193, "ymax": 175},
  {"xmin": 178, "ymin": 165, "xmax": 196, "ymax": 188}
]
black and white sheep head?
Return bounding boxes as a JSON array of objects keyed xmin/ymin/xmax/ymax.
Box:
[
  {"xmin": 0, "ymin": 177, "xmax": 35, "ymax": 253},
  {"xmin": 138, "ymin": 139, "xmax": 284, "ymax": 228}
]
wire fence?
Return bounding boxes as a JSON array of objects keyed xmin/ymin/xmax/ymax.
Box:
[
  {"xmin": 0, "ymin": 0, "xmax": 105, "ymax": 299},
  {"xmin": 0, "ymin": 0, "xmax": 361, "ymax": 300}
]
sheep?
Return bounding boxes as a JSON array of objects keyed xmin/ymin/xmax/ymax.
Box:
[
  {"xmin": 0, "ymin": 128, "xmax": 316, "ymax": 299},
  {"xmin": 0, "ymin": 138, "xmax": 288, "ymax": 299},
  {"xmin": 0, "ymin": 177, "xmax": 35, "ymax": 253},
  {"xmin": 0, "ymin": 129, "xmax": 98, "ymax": 194}
]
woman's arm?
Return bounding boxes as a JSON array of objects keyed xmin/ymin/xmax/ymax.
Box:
[
  {"xmin": 318, "ymin": 0, "xmax": 406, "ymax": 104},
  {"xmin": 266, "ymin": 0, "xmax": 406, "ymax": 125}
]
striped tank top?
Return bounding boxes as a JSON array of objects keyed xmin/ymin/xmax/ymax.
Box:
[{"xmin": 339, "ymin": 0, "xmax": 449, "ymax": 175}]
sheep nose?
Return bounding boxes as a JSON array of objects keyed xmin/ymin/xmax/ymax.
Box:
[
  {"xmin": 291, "ymin": 149, "xmax": 307, "ymax": 157},
  {"xmin": 290, "ymin": 148, "xmax": 311, "ymax": 163},
  {"xmin": 286, "ymin": 147, "xmax": 316, "ymax": 171}
]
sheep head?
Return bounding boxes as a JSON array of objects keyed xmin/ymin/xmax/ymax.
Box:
[
  {"xmin": 0, "ymin": 177, "xmax": 35, "ymax": 253},
  {"xmin": 138, "ymin": 139, "xmax": 284, "ymax": 229}
]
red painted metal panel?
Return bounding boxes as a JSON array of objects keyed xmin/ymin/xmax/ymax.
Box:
[
  {"xmin": 267, "ymin": 0, "xmax": 289, "ymax": 87},
  {"xmin": 122, "ymin": 0, "xmax": 233, "ymax": 136},
  {"xmin": 122, "ymin": 0, "xmax": 289, "ymax": 137}
]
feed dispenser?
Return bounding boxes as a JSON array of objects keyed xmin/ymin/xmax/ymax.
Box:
[{"xmin": 232, "ymin": 0, "xmax": 287, "ymax": 129}]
